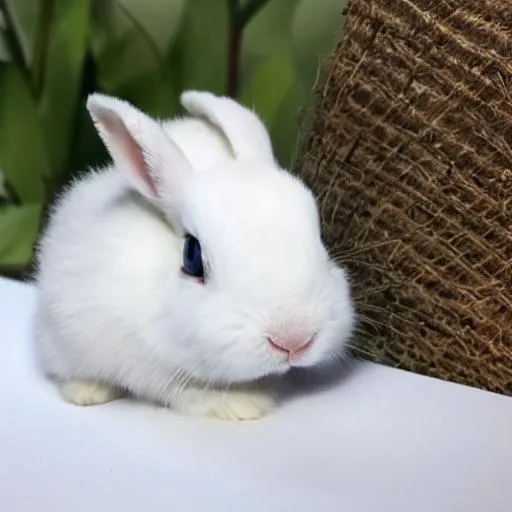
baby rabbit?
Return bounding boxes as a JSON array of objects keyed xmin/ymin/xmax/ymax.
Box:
[{"xmin": 33, "ymin": 91, "xmax": 355, "ymax": 420}]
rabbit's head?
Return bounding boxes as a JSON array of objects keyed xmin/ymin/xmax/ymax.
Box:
[{"xmin": 87, "ymin": 91, "xmax": 355, "ymax": 384}]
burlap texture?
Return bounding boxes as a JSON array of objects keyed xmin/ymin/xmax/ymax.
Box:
[{"xmin": 299, "ymin": 0, "xmax": 512, "ymax": 394}]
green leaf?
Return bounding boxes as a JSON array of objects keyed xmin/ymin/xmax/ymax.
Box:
[
  {"xmin": 117, "ymin": 0, "xmax": 186, "ymax": 54},
  {"xmin": 0, "ymin": 5, "xmax": 10, "ymax": 61},
  {"xmin": 239, "ymin": 54, "xmax": 296, "ymax": 128},
  {"xmin": 0, "ymin": 30, "xmax": 11, "ymax": 62},
  {"xmin": 63, "ymin": 102, "xmax": 108, "ymax": 184},
  {"xmin": 291, "ymin": 0, "xmax": 345, "ymax": 86},
  {"xmin": 0, "ymin": 203, "xmax": 42, "ymax": 267},
  {"xmin": 271, "ymin": 82, "xmax": 306, "ymax": 170},
  {"xmin": 90, "ymin": 1, "xmax": 180, "ymax": 120},
  {"xmin": 38, "ymin": 0, "xmax": 90, "ymax": 174},
  {"xmin": 91, "ymin": 2, "xmax": 168, "ymax": 97},
  {"xmin": 114, "ymin": 69, "xmax": 180, "ymax": 118},
  {"xmin": 240, "ymin": 0, "xmax": 300, "ymax": 91},
  {"xmin": 0, "ymin": 64, "xmax": 49, "ymax": 202},
  {"xmin": 2, "ymin": 0, "xmax": 41, "ymax": 67},
  {"xmin": 93, "ymin": 31, "xmax": 151, "ymax": 92},
  {"xmin": 169, "ymin": 0, "xmax": 229, "ymax": 94},
  {"xmin": 91, "ymin": 1, "xmax": 161, "ymax": 89},
  {"xmin": 243, "ymin": 0, "xmax": 300, "ymax": 57},
  {"xmin": 238, "ymin": 53, "xmax": 299, "ymax": 167}
]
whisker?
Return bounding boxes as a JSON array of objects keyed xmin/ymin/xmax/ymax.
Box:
[{"xmin": 345, "ymin": 344, "xmax": 376, "ymax": 359}]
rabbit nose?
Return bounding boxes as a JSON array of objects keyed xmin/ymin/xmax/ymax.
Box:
[{"xmin": 267, "ymin": 334, "xmax": 315, "ymax": 360}]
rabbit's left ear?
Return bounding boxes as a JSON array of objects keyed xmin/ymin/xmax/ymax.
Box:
[
  {"xmin": 87, "ymin": 93, "xmax": 193, "ymax": 204},
  {"xmin": 180, "ymin": 91, "xmax": 275, "ymax": 164}
]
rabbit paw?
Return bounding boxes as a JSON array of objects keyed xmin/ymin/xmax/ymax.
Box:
[
  {"xmin": 167, "ymin": 386, "xmax": 277, "ymax": 421},
  {"xmin": 208, "ymin": 391, "xmax": 276, "ymax": 421},
  {"xmin": 59, "ymin": 380, "xmax": 122, "ymax": 406},
  {"xmin": 175, "ymin": 387, "xmax": 276, "ymax": 421}
]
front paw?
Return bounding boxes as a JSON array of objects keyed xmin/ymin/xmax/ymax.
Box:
[
  {"xmin": 207, "ymin": 391, "xmax": 276, "ymax": 421},
  {"xmin": 58, "ymin": 380, "xmax": 122, "ymax": 406}
]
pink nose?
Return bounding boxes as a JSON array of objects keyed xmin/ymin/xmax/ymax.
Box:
[{"xmin": 267, "ymin": 334, "xmax": 315, "ymax": 359}]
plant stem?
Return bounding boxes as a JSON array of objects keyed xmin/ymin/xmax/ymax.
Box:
[
  {"xmin": 227, "ymin": 0, "xmax": 238, "ymax": 20},
  {"xmin": 32, "ymin": 0, "xmax": 55, "ymax": 98},
  {"xmin": 226, "ymin": 24, "xmax": 242, "ymax": 98},
  {"xmin": 235, "ymin": 0, "xmax": 270, "ymax": 28},
  {"xmin": 225, "ymin": 0, "xmax": 271, "ymax": 98}
]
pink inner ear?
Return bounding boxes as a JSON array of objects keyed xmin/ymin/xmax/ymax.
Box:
[{"xmin": 98, "ymin": 111, "xmax": 157, "ymax": 196}]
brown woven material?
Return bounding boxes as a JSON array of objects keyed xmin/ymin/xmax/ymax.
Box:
[{"xmin": 299, "ymin": 0, "xmax": 512, "ymax": 394}]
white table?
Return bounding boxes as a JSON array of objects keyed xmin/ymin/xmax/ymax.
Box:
[{"xmin": 1, "ymin": 277, "xmax": 511, "ymax": 512}]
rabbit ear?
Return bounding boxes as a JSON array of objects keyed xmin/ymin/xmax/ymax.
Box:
[
  {"xmin": 180, "ymin": 90, "xmax": 275, "ymax": 164},
  {"xmin": 86, "ymin": 93, "xmax": 192, "ymax": 203}
]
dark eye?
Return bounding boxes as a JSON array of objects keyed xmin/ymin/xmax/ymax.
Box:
[{"xmin": 182, "ymin": 234, "xmax": 204, "ymax": 279}]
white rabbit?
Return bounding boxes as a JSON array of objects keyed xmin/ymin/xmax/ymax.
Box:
[{"xmin": 33, "ymin": 90, "xmax": 355, "ymax": 421}]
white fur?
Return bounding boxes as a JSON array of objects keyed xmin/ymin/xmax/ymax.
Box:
[
  {"xmin": 59, "ymin": 380, "xmax": 123, "ymax": 406},
  {"xmin": 180, "ymin": 90, "xmax": 274, "ymax": 163},
  {"xmin": 34, "ymin": 91, "xmax": 355, "ymax": 421}
]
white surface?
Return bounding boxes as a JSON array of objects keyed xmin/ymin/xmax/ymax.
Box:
[{"xmin": 1, "ymin": 277, "xmax": 511, "ymax": 512}]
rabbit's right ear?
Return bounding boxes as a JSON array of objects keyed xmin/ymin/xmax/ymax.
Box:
[
  {"xmin": 86, "ymin": 93, "xmax": 192, "ymax": 205},
  {"xmin": 180, "ymin": 91, "xmax": 275, "ymax": 164}
]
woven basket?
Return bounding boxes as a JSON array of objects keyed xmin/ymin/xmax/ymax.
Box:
[{"xmin": 298, "ymin": 0, "xmax": 512, "ymax": 394}]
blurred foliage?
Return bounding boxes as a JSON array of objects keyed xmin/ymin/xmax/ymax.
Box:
[{"xmin": 0, "ymin": 0, "xmax": 346, "ymax": 274}]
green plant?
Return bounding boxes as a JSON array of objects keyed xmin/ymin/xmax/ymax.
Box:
[{"xmin": 0, "ymin": 0, "xmax": 345, "ymax": 276}]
